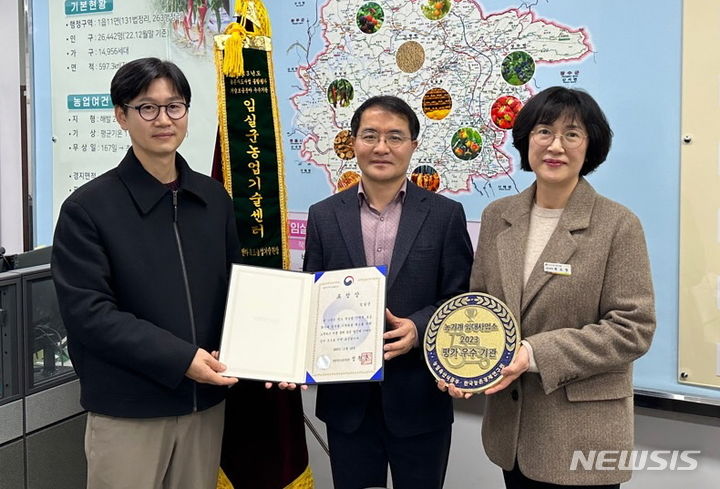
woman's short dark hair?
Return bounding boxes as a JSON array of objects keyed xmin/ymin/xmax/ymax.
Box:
[
  {"xmin": 110, "ymin": 57, "xmax": 191, "ymax": 109},
  {"xmin": 350, "ymin": 95, "xmax": 420, "ymax": 140},
  {"xmin": 512, "ymin": 86, "xmax": 612, "ymax": 176}
]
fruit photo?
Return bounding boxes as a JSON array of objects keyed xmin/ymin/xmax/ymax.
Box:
[
  {"xmin": 490, "ymin": 95, "xmax": 523, "ymax": 129},
  {"xmin": 501, "ymin": 51, "xmax": 535, "ymax": 86},
  {"xmin": 451, "ymin": 127, "xmax": 482, "ymax": 160},
  {"xmin": 411, "ymin": 165, "xmax": 440, "ymax": 192},
  {"xmin": 421, "ymin": 0, "xmax": 451, "ymax": 21},
  {"xmin": 337, "ymin": 171, "xmax": 361, "ymax": 191},
  {"xmin": 327, "ymin": 79, "xmax": 355, "ymax": 108},
  {"xmin": 357, "ymin": 2, "xmax": 385, "ymax": 34}
]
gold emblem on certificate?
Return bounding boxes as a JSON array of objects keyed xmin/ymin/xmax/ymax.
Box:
[{"xmin": 424, "ymin": 292, "xmax": 520, "ymax": 392}]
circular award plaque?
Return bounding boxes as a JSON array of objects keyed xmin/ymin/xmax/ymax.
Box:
[{"xmin": 424, "ymin": 292, "xmax": 520, "ymax": 392}]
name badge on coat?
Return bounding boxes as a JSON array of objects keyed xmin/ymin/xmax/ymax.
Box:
[{"xmin": 543, "ymin": 262, "xmax": 571, "ymax": 276}]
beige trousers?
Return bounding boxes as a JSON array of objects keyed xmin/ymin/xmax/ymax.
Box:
[{"xmin": 84, "ymin": 401, "xmax": 225, "ymax": 489}]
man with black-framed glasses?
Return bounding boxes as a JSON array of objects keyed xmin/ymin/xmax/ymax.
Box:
[
  {"xmin": 52, "ymin": 57, "xmax": 240, "ymax": 489},
  {"xmin": 302, "ymin": 95, "xmax": 474, "ymax": 489}
]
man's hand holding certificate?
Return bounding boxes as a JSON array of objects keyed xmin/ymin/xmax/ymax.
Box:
[{"xmin": 218, "ymin": 265, "xmax": 386, "ymax": 384}]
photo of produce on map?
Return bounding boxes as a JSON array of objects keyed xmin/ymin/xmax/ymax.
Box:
[
  {"xmin": 422, "ymin": 88, "xmax": 452, "ymax": 121},
  {"xmin": 326, "ymin": 79, "xmax": 355, "ymax": 108},
  {"xmin": 451, "ymin": 128, "xmax": 483, "ymax": 161},
  {"xmin": 356, "ymin": 2, "xmax": 384, "ymax": 34},
  {"xmin": 421, "ymin": 0, "xmax": 451, "ymax": 21},
  {"xmin": 411, "ymin": 165, "xmax": 441, "ymax": 192},
  {"xmin": 501, "ymin": 51, "xmax": 536, "ymax": 86},
  {"xmin": 491, "ymin": 96, "xmax": 523, "ymax": 130}
]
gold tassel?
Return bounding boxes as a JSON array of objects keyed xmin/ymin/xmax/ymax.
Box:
[
  {"xmin": 222, "ymin": 22, "xmax": 247, "ymax": 77},
  {"xmin": 221, "ymin": 0, "xmax": 272, "ymax": 77}
]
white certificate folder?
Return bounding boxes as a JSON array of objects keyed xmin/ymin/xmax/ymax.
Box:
[{"xmin": 219, "ymin": 264, "xmax": 386, "ymax": 384}]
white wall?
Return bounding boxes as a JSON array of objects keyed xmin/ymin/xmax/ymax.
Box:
[
  {"xmin": 302, "ymin": 388, "xmax": 720, "ymax": 488},
  {"xmin": 0, "ymin": 0, "xmax": 24, "ymax": 253}
]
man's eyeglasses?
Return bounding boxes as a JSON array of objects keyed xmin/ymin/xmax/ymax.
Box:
[
  {"xmin": 124, "ymin": 102, "xmax": 189, "ymax": 121},
  {"xmin": 530, "ymin": 127, "xmax": 586, "ymax": 149},
  {"xmin": 355, "ymin": 132, "xmax": 413, "ymax": 148}
]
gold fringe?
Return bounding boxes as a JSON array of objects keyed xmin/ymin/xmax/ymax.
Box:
[
  {"xmin": 216, "ymin": 468, "xmax": 234, "ymax": 489},
  {"xmin": 266, "ymin": 41, "xmax": 291, "ymax": 270},
  {"xmin": 214, "ymin": 46, "xmax": 233, "ymax": 195},
  {"xmin": 216, "ymin": 465, "xmax": 314, "ymax": 489},
  {"xmin": 283, "ymin": 465, "xmax": 315, "ymax": 489},
  {"xmin": 239, "ymin": 0, "xmax": 271, "ymax": 37}
]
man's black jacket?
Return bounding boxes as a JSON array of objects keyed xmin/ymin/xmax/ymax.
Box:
[{"xmin": 52, "ymin": 148, "xmax": 240, "ymax": 417}]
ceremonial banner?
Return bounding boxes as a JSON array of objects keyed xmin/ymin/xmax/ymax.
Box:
[
  {"xmin": 214, "ymin": 2, "xmax": 313, "ymax": 488},
  {"xmin": 215, "ymin": 1, "xmax": 288, "ymax": 268}
]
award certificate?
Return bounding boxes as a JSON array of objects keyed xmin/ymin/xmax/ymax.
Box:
[{"xmin": 219, "ymin": 264, "xmax": 386, "ymax": 384}]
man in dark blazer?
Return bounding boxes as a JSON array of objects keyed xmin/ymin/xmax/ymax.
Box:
[{"xmin": 303, "ymin": 96, "xmax": 473, "ymax": 489}]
